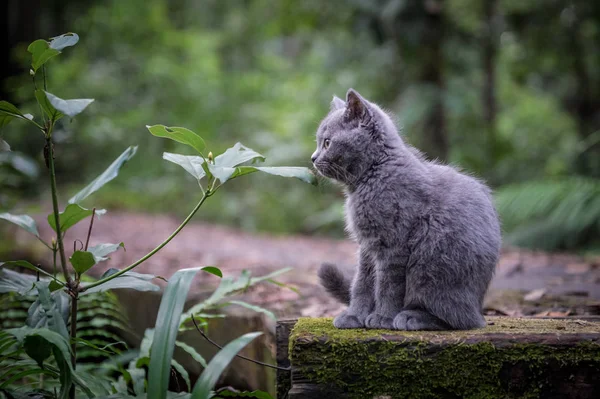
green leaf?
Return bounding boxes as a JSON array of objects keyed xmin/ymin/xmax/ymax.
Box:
[
  {"xmin": 148, "ymin": 268, "xmax": 200, "ymax": 399},
  {"xmin": 35, "ymin": 89, "xmax": 63, "ymax": 121},
  {"xmin": 0, "ymin": 101, "xmax": 34, "ymax": 128},
  {"xmin": 0, "ymin": 268, "xmax": 36, "ymax": 295},
  {"xmin": 45, "ymin": 91, "xmax": 94, "ymax": 118},
  {"xmin": 47, "ymin": 203, "xmax": 106, "ymax": 233},
  {"xmin": 237, "ymin": 166, "xmax": 317, "ymax": 185},
  {"xmin": 81, "ymin": 271, "xmax": 160, "ymax": 294},
  {"xmin": 0, "ymin": 213, "xmax": 40, "ymax": 237},
  {"xmin": 227, "ymin": 300, "xmax": 276, "ymax": 321},
  {"xmin": 214, "ymin": 143, "xmax": 265, "ymax": 168},
  {"xmin": 70, "ymin": 251, "xmax": 96, "ymax": 275},
  {"xmin": 201, "ymin": 266, "xmax": 222, "ymax": 278},
  {"xmin": 27, "ymin": 39, "xmax": 61, "ymax": 72},
  {"xmin": 191, "ymin": 332, "xmax": 262, "ymax": 399},
  {"xmin": 27, "ymin": 282, "xmax": 70, "ymax": 339},
  {"xmin": 23, "ymin": 334, "xmax": 52, "ymax": 368},
  {"xmin": 171, "ymin": 358, "xmax": 191, "ymax": 391},
  {"xmin": 49, "ymin": 33, "xmax": 79, "ymax": 51},
  {"xmin": 163, "ymin": 152, "xmax": 206, "ymax": 182},
  {"xmin": 7, "ymin": 326, "xmax": 72, "ymax": 371},
  {"xmin": 175, "ymin": 340, "xmax": 207, "ymax": 367},
  {"xmin": 208, "ymin": 165, "xmax": 317, "ymax": 185},
  {"xmin": 147, "ymin": 125, "xmax": 206, "ymax": 154},
  {"xmin": 0, "ymin": 260, "xmax": 61, "ymax": 281},
  {"xmin": 0, "ymin": 138, "xmax": 10, "ymax": 151},
  {"xmin": 88, "ymin": 242, "xmax": 125, "ymax": 263},
  {"xmin": 69, "ymin": 146, "xmax": 138, "ymax": 204},
  {"xmin": 100, "ymin": 268, "xmax": 119, "ymax": 279}
]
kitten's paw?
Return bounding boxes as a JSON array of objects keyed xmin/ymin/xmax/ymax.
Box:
[
  {"xmin": 392, "ymin": 312, "xmax": 410, "ymax": 330},
  {"xmin": 333, "ymin": 311, "xmax": 364, "ymax": 329},
  {"xmin": 364, "ymin": 313, "xmax": 394, "ymax": 329},
  {"xmin": 393, "ymin": 310, "xmax": 447, "ymax": 331}
]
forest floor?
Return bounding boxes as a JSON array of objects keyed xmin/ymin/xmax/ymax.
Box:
[{"xmin": 10, "ymin": 211, "xmax": 600, "ymax": 319}]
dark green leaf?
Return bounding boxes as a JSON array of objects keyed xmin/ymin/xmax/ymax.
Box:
[
  {"xmin": 191, "ymin": 332, "xmax": 262, "ymax": 399},
  {"xmin": 35, "ymin": 89, "xmax": 63, "ymax": 121},
  {"xmin": 6, "ymin": 327, "xmax": 72, "ymax": 370},
  {"xmin": 47, "ymin": 203, "xmax": 106, "ymax": 233},
  {"xmin": 201, "ymin": 266, "xmax": 222, "ymax": 278},
  {"xmin": 0, "ymin": 101, "xmax": 34, "ymax": 128},
  {"xmin": 27, "ymin": 39, "xmax": 61, "ymax": 72},
  {"xmin": 49, "ymin": 280, "xmax": 64, "ymax": 292},
  {"xmin": 24, "ymin": 335, "xmax": 52, "ymax": 368},
  {"xmin": 49, "ymin": 33, "xmax": 79, "ymax": 51},
  {"xmin": 214, "ymin": 143, "xmax": 265, "ymax": 168},
  {"xmin": 147, "ymin": 125, "xmax": 206, "ymax": 154},
  {"xmin": 68, "ymin": 146, "xmax": 137, "ymax": 204},
  {"xmin": 44, "ymin": 91, "xmax": 94, "ymax": 118},
  {"xmin": 148, "ymin": 268, "xmax": 200, "ymax": 399},
  {"xmin": 163, "ymin": 152, "xmax": 206, "ymax": 182},
  {"xmin": 88, "ymin": 242, "xmax": 125, "ymax": 263},
  {"xmin": 81, "ymin": 271, "xmax": 160, "ymax": 294},
  {"xmin": 0, "ymin": 213, "xmax": 40, "ymax": 237},
  {"xmin": 70, "ymin": 251, "xmax": 96, "ymax": 275}
]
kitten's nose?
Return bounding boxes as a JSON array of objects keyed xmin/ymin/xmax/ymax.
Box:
[{"xmin": 311, "ymin": 152, "xmax": 318, "ymax": 163}]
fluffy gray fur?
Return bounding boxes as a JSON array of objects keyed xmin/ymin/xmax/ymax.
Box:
[{"xmin": 313, "ymin": 89, "xmax": 501, "ymax": 330}]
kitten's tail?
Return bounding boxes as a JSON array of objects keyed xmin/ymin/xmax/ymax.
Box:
[{"xmin": 318, "ymin": 263, "xmax": 351, "ymax": 305}]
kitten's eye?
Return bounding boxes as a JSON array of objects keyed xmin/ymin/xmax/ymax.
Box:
[{"xmin": 324, "ymin": 139, "xmax": 331, "ymax": 149}]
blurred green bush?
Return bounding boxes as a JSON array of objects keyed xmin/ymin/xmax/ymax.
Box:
[{"xmin": 2, "ymin": 0, "xmax": 599, "ymax": 251}]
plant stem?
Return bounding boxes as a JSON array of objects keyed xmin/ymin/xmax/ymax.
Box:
[
  {"xmin": 69, "ymin": 292, "xmax": 77, "ymax": 399},
  {"xmin": 46, "ymin": 135, "xmax": 72, "ymax": 286},
  {"xmin": 81, "ymin": 191, "xmax": 211, "ymax": 292},
  {"xmin": 84, "ymin": 208, "xmax": 96, "ymax": 251}
]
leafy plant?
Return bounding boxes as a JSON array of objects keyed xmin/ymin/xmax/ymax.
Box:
[
  {"xmin": 0, "ymin": 32, "xmax": 315, "ymax": 397},
  {"xmin": 495, "ymin": 177, "xmax": 600, "ymax": 251}
]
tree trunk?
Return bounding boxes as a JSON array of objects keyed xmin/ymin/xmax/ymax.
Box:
[
  {"xmin": 482, "ymin": 0, "xmax": 498, "ymax": 161},
  {"xmin": 566, "ymin": 12, "xmax": 600, "ymax": 177},
  {"xmin": 420, "ymin": 0, "xmax": 448, "ymax": 161}
]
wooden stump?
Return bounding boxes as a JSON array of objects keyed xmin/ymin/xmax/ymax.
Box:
[{"xmin": 277, "ymin": 317, "xmax": 600, "ymax": 399}]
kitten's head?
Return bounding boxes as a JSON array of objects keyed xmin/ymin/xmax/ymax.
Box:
[{"xmin": 311, "ymin": 88, "xmax": 401, "ymax": 185}]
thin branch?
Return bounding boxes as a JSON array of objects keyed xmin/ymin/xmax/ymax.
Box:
[
  {"xmin": 46, "ymin": 134, "xmax": 71, "ymax": 286},
  {"xmin": 84, "ymin": 208, "xmax": 96, "ymax": 251},
  {"xmin": 191, "ymin": 315, "xmax": 290, "ymax": 371},
  {"xmin": 81, "ymin": 192, "xmax": 210, "ymax": 292},
  {"xmin": 42, "ymin": 65, "xmax": 47, "ymax": 91}
]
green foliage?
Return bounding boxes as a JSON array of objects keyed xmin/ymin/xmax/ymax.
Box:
[
  {"xmin": 496, "ymin": 178, "xmax": 600, "ymax": 251},
  {"xmin": 1, "ymin": 30, "xmax": 311, "ymax": 397},
  {"xmin": 148, "ymin": 268, "xmax": 199, "ymax": 399}
]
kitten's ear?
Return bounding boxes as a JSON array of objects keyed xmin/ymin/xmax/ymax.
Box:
[
  {"xmin": 330, "ymin": 95, "xmax": 346, "ymax": 111},
  {"xmin": 345, "ymin": 88, "xmax": 372, "ymax": 123}
]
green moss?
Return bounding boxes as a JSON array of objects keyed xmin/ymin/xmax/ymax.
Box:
[{"xmin": 289, "ymin": 317, "xmax": 600, "ymax": 399}]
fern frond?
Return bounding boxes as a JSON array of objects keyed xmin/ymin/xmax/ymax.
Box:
[{"xmin": 495, "ymin": 177, "xmax": 600, "ymax": 250}]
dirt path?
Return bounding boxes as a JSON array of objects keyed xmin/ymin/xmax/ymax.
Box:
[{"xmin": 9, "ymin": 211, "xmax": 600, "ymax": 317}]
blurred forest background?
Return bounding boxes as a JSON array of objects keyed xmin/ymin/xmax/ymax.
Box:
[{"xmin": 1, "ymin": 0, "xmax": 599, "ymax": 252}]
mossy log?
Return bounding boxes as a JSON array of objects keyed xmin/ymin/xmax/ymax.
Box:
[{"xmin": 277, "ymin": 317, "xmax": 600, "ymax": 399}]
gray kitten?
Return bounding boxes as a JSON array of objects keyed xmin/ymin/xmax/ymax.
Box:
[{"xmin": 312, "ymin": 89, "xmax": 501, "ymax": 330}]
